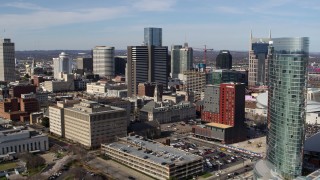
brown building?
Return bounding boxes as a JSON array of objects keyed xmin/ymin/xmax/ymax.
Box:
[
  {"xmin": 137, "ymin": 82, "xmax": 163, "ymax": 98},
  {"xmin": 20, "ymin": 98, "xmax": 39, "ymax": 113},
  {"xmin": 33, "ymin": 75, "xmax": 44, "ymax": 87},
  {"xmin": 0, "ymin": 98, "xmax": 28, "ymax": 121},
  {"xmin": 9, "ymin": 84, "xmax": 36, "ymax": 98}
]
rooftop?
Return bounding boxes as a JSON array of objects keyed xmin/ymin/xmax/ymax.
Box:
[
  {"xmin": 205, "ymin": 122, "xmax": 232, "ymax": 129},
  {"xmin": 256, "ymin": 92, "xmax": 320, "ymax": 113},
  {"xmin": 105, "ymin": 136, "xmax": 202, "ymax": 166},
  {"xmin": 304, "ymin": 132, "xmax": 320, "ymax": 152}
]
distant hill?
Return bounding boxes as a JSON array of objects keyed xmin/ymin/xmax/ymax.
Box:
[{"xmin": 15, "ymin": 50, "xmax": 320, "ymax": 64}]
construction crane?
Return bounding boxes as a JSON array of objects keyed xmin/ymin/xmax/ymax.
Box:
[{"xmin": 193, "ymin": 45, "xmax": 214, "ymax": 65}]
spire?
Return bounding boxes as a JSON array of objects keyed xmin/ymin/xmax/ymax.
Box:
[
  {"xmin": 269, "ymin": 29, "xmax": 272, "ymax": 39},
  {"xmin": 250, "ymin": 30, "xmax": 253, "ymax": 40}
]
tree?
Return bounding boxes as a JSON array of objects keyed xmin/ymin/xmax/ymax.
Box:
[
  {"xmin": 24, "ymin": 73, "xmax": 30, "ymax": 79},
  {"xmin": 19, "ymin": 153, "xmax": 45, "ymax": 169},
  {"xmin": 41, "ymin": 117, "xmax": 50, "ymax": 128}
]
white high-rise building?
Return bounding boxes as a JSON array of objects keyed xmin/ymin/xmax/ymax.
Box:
[
  {"xmin": 53, "ymin": 52, "xmax": 72, "ymax": 80},
  {"xmin": 0, "ymin": 38, "xmax": 15, "ymax": 82},
  {"xmin": 93, "ymin": 46, "xmax": 114, "ymax": 78}
]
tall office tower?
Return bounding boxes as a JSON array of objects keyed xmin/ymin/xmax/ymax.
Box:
[
  {"xmin": 93, "ymin": 46, "xmax": 115, "ymax": 78},
  {"xmin": 171, "ymin": 43, "xmax": 193, "ymax": 78},
  {"xmin": 0, "ymin": 39, "xmax": 15, "ymax": 82},
  {"xmin": 144, "ymin": 27, "xmax": 162, "ymax": 46},
  {"xmin": 216, "ymin": 50, "xmax": 232, "ymax": 69},
  {"xmin": 53, "ymin": 52, "xmax": 72, "ymax": 80},
  {"xmin": 248, "ymin": 31, "xmax": 271, "ymax": 87},
  {"xmin": 127, "ymin": 46, "xmax": 168, "ymax": 97},
  {"xmin": 254, "ymin": 37, "xmax": 309, "ymax": 179},
  {"xmin": 76, "ymin": 57, "xmax": 93, "ymax": 74},
  {"xmin": 114, "ymin": 56, "xmax": 127, "ymax": 76}
]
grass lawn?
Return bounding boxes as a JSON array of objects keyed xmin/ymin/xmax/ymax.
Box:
[
  {"xmin": 201, "ymin": 172, "xmax": 213, "ymax": 178},
  {"xmin": 28, "ymin": 165, "xmax": 46, "ymax": 176},
  {"xmin": 0, "ymin": 162, "xmax": 17, "ymax": 171}
]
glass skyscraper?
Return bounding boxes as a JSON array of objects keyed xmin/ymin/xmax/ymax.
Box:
[
  {"xmin": 144, "ymin": 27, "xmax": 162, "ymax": 46},
  {"xmin": 216, "ymin": 50, "xmax": 232, "ymax": 69},
  {"xmin": 267, "ymin": 37, "xmax": 309, "ymax": 178},
  {"xmin": 263, "ymin": 37, "xmax": 309, "ymax": 179}
]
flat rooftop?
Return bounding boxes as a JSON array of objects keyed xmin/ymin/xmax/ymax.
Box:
[
  {"xmin": 206, "ymin": 122, "xmax": 232, "ymax": 129},
  {"xmin": 105, "ymin": 136, "xmax": 202, "ymax": 166}
]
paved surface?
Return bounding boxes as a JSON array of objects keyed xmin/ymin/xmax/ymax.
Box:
[
  {"xmin": 42, "ymin": 155, "xmax": 72, "ymax": 177},
  {"xmin": 231, "ymin": 136, "xmax": 266, "ymax": 157},
  {"xmin": 87, "ymin": 157, "xmax": 154, "ymax": 180}
]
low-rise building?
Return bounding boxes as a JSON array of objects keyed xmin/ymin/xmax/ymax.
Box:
[
  {"xmin": 0, "ymin": 128, "xmax": 49, "ymax": 155},
  {"xmin": 102, "ymin": 136, "xmax": 203, "ymax": 180},
  {"xmin": 139, "ymin": 100, "xmax": 195, "ymax": 124},
  {"xmin": 86, "ymin": 82, "xmax": 108, "ymax": 95},
  {"xmin": 64, "ymin": 101, "xmax": 127, "ymax": 148}
]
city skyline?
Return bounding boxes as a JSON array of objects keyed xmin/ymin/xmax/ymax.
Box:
[{"xmin": 0, "ymin": 0, "xmax": 319, "ymax": 51}]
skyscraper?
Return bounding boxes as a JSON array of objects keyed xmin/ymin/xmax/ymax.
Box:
[
  {"xmin": 76, "ymin": 57, "xmax": 93, "ymax": 74},
  {"xmin": 53, "ymin": 52, "xmax": 72, "ymax": 80},
  {"xmin": 248, "ymin": 31, "xmax": 271, "ymax": 87},
  {"xmin": 171, "ymin": 43, "xmax": 193, "ymax": 78},
  {"xmin": 127, "ymin": 46, "xmax": 168, "ymax": 97},
  {"xmin": 216, "ymin": 50, "xmax": 232, "ymax": 69},
  {"xmin": 254, "ymin": 37, "xmax": 309, "ymax": 179},
  {"xmin": 0, "ymin": 38, "xmax": 15, "ymax": 82},
  {"xmin": 93, "ymin": 46, "xmax": 115, "ymax": 78},
  {"xmin": 144, "ymin": 27, "xmax": 162, "ymax": 46}
]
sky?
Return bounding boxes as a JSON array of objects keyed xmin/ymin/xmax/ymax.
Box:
[{"xmin": 0, "ymin": 0, "xmax": 319, "ymax": 51}]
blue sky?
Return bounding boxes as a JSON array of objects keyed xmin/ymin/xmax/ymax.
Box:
[{"xmin": 0, "ymin": 0, "xmax": 319, "ymax": 51}]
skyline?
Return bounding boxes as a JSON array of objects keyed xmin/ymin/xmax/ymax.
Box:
[{"xmin": 0, "ymin": 0, "xmax": 319, "ymax": 51}]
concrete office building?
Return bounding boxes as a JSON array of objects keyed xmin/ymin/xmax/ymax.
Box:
[
  {"xmin": 93, "ymin": 46, "xmax": 114, "ymax": 78},
  {"xmin": 144, "ymin": 27, "xmax": 162, "ymax": 46},
  {"xmin": 254, "ymin": 37, "xmax": 309, "ymax": 179},
  {"xmin": 179, "ymin": 70, "xmax": 206, "ymax": 101},
  {"xmin": 86, "ymin": 82, "xmax": 108, "ymax": 95},
  {"xmin": 127, "ymin": 46, "xmax": 168, "ymax": 97},
  {"xmin": 53, "ymin": 52, "xmax": 72, "ymax": 80},
  {"xmin": 64, "ymin": 101, "xmax": 127, "ymax": 148},
  {"xmin": 49, "ymin": 100, "xmax": 79, "ymax": 137},
  {"xmin": 0, "ymin": 128, "xmax": 49, "ymax": 155},
  {"xmin": 102, "ymin": 136, "xmax": 203, "ymax": 180},
  {"xmin": 216, "ymin": 50, "xmax": 232, "ymax": 69},
  {"xmin": 171, "ymin": 43, "xmax": 193, "ymax": 78},
  {"xmin": 248, "ymin": 31, "xmax": 272, "ymax": 87},
  {"xmin": 0, "ymin": 39, "xmax": 15, "ymax": 82}
]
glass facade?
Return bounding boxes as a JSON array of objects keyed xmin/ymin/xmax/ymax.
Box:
[
  {"xmin": 216, "ymin": 50, "xmax": 232, "ymax": 69},
  {"xmin": 144, "ymin": 27, "xmax": 162, "ymax": 46},
  {"xmin": 267, "ymin": 37, "xmax": 309, "ymax": 179}
]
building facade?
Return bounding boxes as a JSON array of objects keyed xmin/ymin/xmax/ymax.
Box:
[
  {"xmin": 53, "ymin": 52, "xmax": 72, "ymax": 80},
  {"xmin": 216, "ymin": 50, "xmax": 232, "ymax": 69},
  {"xmin": 265, "ymin": 37, "xmax": 309, "ymax": 179},
  {"xmin": 64, "ymin": 101, "xmax": 127, "ymax": 148},
  {"xmin": 0, "ymin": 39, "xmax": 15, "ymax": 82},
  {"xmin": 0, "ymin": 128, "xmax": 49, "ymax": 155},
  {"xmin": 127, "ymin": 46, "xmax": 168, "ymax": 97},
  {"xmin": 144, "ymin": 27, "xmax": 162, "ymax": 46},
  {"xmin": 93, "ymin": 46, "xmax": 115, "ymax": 78},
  {"xmin": 171, "ymin": 43, "xmax": 193, "ymax": 78},
  {"xmin": 179, "ymin": 70, "xmax": 206, "ymax": 101},
  {"xmin": 248, "ymin": 32, "xmax": 271, "ymax": 87},
  {"xmin": 76, "ymin": 57, "xmax": 93, "ymax": 74},
  {"xmin": 102, "ymin": 136, "xmax": 203, "ymax": 180}
]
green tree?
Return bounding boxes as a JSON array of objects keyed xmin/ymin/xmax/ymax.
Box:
[{"xmin": 41, "ymin": 117, "xmax": 50, "ymax": 128}]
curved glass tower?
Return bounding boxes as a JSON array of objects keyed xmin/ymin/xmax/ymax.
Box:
[{"xmin": 267, "ymin": 37, "xmax": 309, "ymax": 179}]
